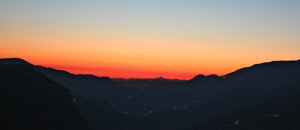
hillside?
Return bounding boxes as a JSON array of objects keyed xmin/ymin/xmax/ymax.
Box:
[
  {"xmin": 0, "ymin": 64, "xmax": 89, "ymax": 129},
  {"xmin": 193, "ymin": 80, "xmax": 300, "ymax": 130}
]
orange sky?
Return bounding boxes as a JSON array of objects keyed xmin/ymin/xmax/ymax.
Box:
[
  {"xmin": 1, "ymin": 33, "xmax": 298, "ymax": 80},
  {"xmin": 1, "ymin": 1, "xmax": 299, "ymax": 80},
  {"xmin": 0, "ymin": 21, "xmax": 299, "ymax": 80}
]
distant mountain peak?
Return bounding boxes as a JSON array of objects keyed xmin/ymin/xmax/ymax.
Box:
[
  {"xmin": 207, "ymin": 74, "xmax": 219, "ymax": 78},
  {"xmin": 225, "ymin": 59, "xmax": 300, "ymax": 78},
  {"xmin": 0, "ymin": 58, "xmax": 32, "ymax": 66},
  {"xmin": 190, "ymin": 74, "xmax": 220, "ymax": 81},
  {"xmin": 194, "ymin": 74, "xmax": 205, "ymax": 78},
  {"xmin": 75, "ymin": 74, "xmax": 113, "ymax": 82},
  {"xmin": 157, "ymin": 76, "xmax": 165, "ymax": 80}
]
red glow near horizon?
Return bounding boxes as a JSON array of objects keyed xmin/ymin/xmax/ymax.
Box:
[
  {"xmin": 2, "ymin": 56, "xmax": 297, "ymax": 80},
  {"xmin": 42, "ymin": 64, "xmax": 203, "ymax": 80}
]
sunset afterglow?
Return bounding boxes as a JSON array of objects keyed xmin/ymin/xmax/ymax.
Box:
[{"xmin": 1, "ymin": 0, "xmax": 299, "ymax": 79}]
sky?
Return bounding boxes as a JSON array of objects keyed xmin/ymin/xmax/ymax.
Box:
[{"xmin": 0, "ymin": 0, "xmax": 299, "ymax": 79}]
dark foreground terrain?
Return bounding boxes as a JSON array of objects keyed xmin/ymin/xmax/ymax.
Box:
[
  {"xmin": 0, "ymin": 64, "xmax": 89, "ymax": 129},
  {"xmin": 1, "ymin": 58, "xmax": 300, "ymax": 129}
]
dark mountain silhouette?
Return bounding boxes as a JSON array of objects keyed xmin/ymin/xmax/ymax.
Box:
[
  {"xmin": 0, "ymin": 58, "xmax": 148, "ymax": 130},
  {"xmin": 1, "ymin": 58, "xmax": 162, "ymax": 114},
  {"xmin": 192, "ymin": 80, "xmax": 300, "ymax": 130},
  {"xmin": 141, "ymin": 74, "xmax": 233, "ymax": 117},
  {"xmin": 1, "ymin": 58, "xmax": 300, "ymax": 130},
  {"xmin": 0, "ymin": 64, "xmax": 89, "ymax": 129},
  {"xmin": 225, "ymin": 60, "xmax": 300, "ymax": 79},
  {"xmin": 113, "ymin": 77, "xmax": 184, "ymax": 89},
  {"xmin": 141, "ymin": 59, "xmax": 300, "ymax": 129},
  {"xmin": 0, "ymin": 58, "xmax": 32, "ymax": 66},
  {"xmin": 189, "ymin": 74, "xmax": 222, "ymax": 82},
  {"xmin": 0, "ymin": 58, "xmax": 162, "ymax": 129},
  {"xmin": 34, "ymin": 66, "xmax": 163, "ymax": 114},
  {"xmin": 74, "ymin": 98, "xmax": 139, "ymax": 130}
]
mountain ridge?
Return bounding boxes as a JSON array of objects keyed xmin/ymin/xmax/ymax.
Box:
[
  {"xmin": 0, "ymin": 64, "xmax": 90, "ymax": 129},
  {"xmin": 2, "ymin": 57, "xmax": 300, "ymax": 81}
]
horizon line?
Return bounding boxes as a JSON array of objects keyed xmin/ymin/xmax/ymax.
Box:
[{"xmin": 1, "ymin": 57, "xmax": 300, "ymax": 80}]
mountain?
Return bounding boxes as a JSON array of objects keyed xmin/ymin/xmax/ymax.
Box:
[
  {"xmin": 225, "ymin": 60, "xmax": 300, "ymax": 79},
  {"xmin": 189, "ymin": 74, "xmax": 222, "ymax": 83},
  {"xmin": 0, "ymin": 58, "xmax": 146, "ymax": 130},
  {"xmin": 0, "ymin": 58, "xmax": 161, "ymax": 129},
  {"xmin": 140, "ymin": 74, "xmax": 234, "ymax": 117},
  {"xmin": 112, "ymin": 77, "xmax": 185, "ymax": 89},
  {"xmin": 74, "ymin": 98, "xmax": 141, "ymax": 130},
  {"xmin": 0, "ymin": 58, "xmax": 161, "ymax": 114},
  {"xmin": 34, "ymin": 66, "xmax": 162, "ymax": 114},
  {"xmin": 0, "ymin": 64, "xmax": 89, "ymax": 129},
  {"xmin": 141, "ymin": 59, "xmax": 300, "ymax": 129},
  {"xmin": 0, "ymin": 58, "xmax": 32, "ymax": 66},
  {"xmin": 192, "ymin": 80, "xmax": 300, "ymax": 130},
  {"xmin": 2, "ymin": 58, "xmax": 300, "ymax": 129}
]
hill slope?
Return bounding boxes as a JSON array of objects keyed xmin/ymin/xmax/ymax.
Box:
[
  {"xmin": 193, "ymin": 80, "xmax": 300, "ymax": 130},
  {"xmin": 0, "ymin": 64, "xmax": 89, "ymax": 129},
  {"xmin": 142, "ymin": 59, "xmax": 300, "ymax": 129}
]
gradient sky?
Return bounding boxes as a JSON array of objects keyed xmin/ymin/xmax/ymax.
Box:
[{"xmin": 1, "ymin": 0, "xmax": 299, "ymax": 79}]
